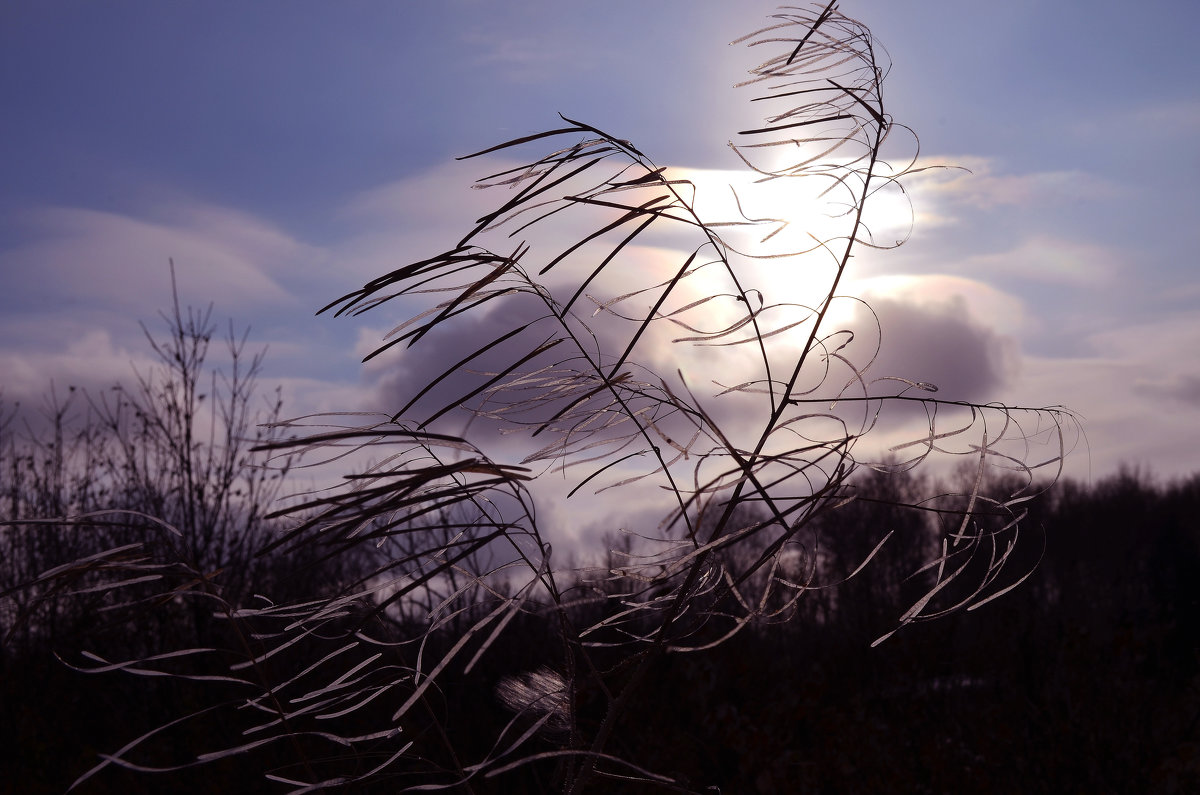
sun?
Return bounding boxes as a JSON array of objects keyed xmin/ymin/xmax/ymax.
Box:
[{"xmin": 659, "ymin": 166, "xmax": 913, "ymax": 334}]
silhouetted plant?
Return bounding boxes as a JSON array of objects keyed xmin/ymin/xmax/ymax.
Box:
[
  {"xmin": 0, "ymin": 263, "xmax": 299, "ymax": 656},
  {"xmin": 8, "ymin": 5, "xmax": 1080, "ymax": 793}
]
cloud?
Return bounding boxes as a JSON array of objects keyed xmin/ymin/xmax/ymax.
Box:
[
  {"xmin": 662, "ymin": 165, "xmax": 918, "ymax": 255},
  {"xmin": 0, "ymin": 199, "xmax": 347, "ymax": 420},
  {"xmin": 359, "ymin": 298, "xmax": 557, "ymax": 421},
  {"xmin": 338, "ymin": 158, "xmax": 499, "ymax": 229},
  {"xmin": 321, "ymin": 152, "xmax": 1194, "ymax": 492},
  {"xmin": 858, "ymin": 294, "xmax": 1017, "ymax": 403},
  {"xmin": 1137, "ymin": 374, "xmax": 1200, "ymax": 407},
  {"xmin": 336, "ymin": 160, "xmax": 1033, "ymax": 497},
  {"xmin": 1, "ymin": 203, "xmax": 323, "ymax": 316},
  {"xmin": 1116, "ymin": 316, "xmax": 1200, "ymax": 410},
  {"xmin": 343, "ymin": 255, "xmax": 1025, "ymax": 516},
  {"xmin": 906, "ymin": 155, "xmax": 1118, "ymax": 217},
  {"xmin": 0, "ymin": 328, "xmax": 151, "ymax": 408},
  {"xmin": 853, "ymin": 273, "xmax": 1028, "ymax": 334},
  {"xmin": 958, "ymin": 234, "xmax": 1125, "ymax": 287},
  {"xmin": 842, "ymin": 274, "xmax": 1025, "ymax": 403},
  {"xmin": 1004, "ymin": 312, "xmax": 1200, "ymax": 480},
  {"xmin": 1129, "ymin": 99, "xmax": 1200, "ymax": 135},
  {"xmin": 332, "ymin": 157, "xmax": 555, "ymax": 294},
  {"xmin": 0, "ymin": 131, "xmax": 1176, "ymax": 526}
]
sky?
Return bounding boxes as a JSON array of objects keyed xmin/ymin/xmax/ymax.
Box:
[{"xmin": 2, "ymin": 0, "xmax": 1199, "ymax": 527}]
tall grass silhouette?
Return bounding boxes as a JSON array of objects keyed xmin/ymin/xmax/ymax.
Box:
[{"xmin": 5, "ymin": 4, "xmax": 1078, "ymax": 792}]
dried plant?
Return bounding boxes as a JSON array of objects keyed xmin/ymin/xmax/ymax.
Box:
[
  {"xmin": 6, "ymin": 4, "xmax": 1078, "ymax": 792},
  {"xmin": 1, "ymin": 264, "xmax": 297, "ymax": 659}
]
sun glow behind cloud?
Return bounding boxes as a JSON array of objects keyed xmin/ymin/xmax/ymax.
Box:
[{"xmin": 663, "ymin": 164, "xmax": 915, "ymax": 304}]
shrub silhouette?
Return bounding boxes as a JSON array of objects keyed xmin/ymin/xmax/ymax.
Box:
[{"xmin": 1, "ymin": 264, "xmax": 303, "ymax": 659}]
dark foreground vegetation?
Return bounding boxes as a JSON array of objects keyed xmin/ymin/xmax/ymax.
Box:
[{"xmin": 2, "ymin": 334, "xmax": 1197, "ymax": 791}]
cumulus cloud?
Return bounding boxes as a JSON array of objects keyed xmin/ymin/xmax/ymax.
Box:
[
  {"xmin": 858, "ymin": 294, "xmax": 1018, "ymax": 403},
  {"xmin": 356, "ymin": 291, "xmax": 696, "ymax": 455},
  {"xmin": 853, "ymin": 273, "xmax": 1028, "ymax": 334},
  {"xmin": 334, "ymin": 156, "xmax": 1031, "ymax": 475},
  {"xmin": 362, "ymin": 303, "xmax": 548, "ymax": 427},
  {"xmin": 838, "ymin": 273, "xmax": 1027, "ymax": 403},
  {"xmin": 341, "ymin": 249, "xmax": 1028, "ymax": 524}
]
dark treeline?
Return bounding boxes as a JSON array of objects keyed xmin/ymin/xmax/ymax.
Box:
[{"xmin": 3, "ymin": 334, "xmax": 1198, "ymax": 795}]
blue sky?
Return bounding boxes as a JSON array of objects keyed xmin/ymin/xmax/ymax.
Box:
[{"xmin": 2, "ymin": 0, "xmax": 1198, "ymax": 497}]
